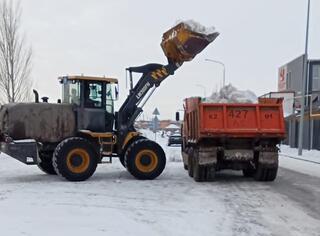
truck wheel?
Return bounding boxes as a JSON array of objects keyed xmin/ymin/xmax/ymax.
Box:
[
  {"xmin": 254, "ymin": 164, "xmax": 278, "ymax": 181},
  {"xmin": 193, "ymin": 161, "xmax": 206, "ymax": 182},
  {"xmin": 187, "ymin": 149, "xmax": 194, "ymax": 177},
  {"xmin": 120, "ymin": 136, "xmax": 146, "ymax": 168},
  {"xmin": 183, "ymin": 164, "xmax": 188, "ymax": 170},
  {"xmin": 205, "ymin": 165, "xmax": 216, "ymax": 181},
  {"xmin": 242, "ymin": 167, "xmax": 256, "ymax": 177},
  {"xmin": 125, "ymin": 139, "xmax": 166, "ymax": 180},
  {"xmin": 37, "ymin": 152, "xmax": 56, "ymax": 175},
  {"xmin": 53, "ymin": 137, "xmax": 98, "ymax": 181},
  {"xmin": 193, "ymin": 151, "xmax": 206, "ymax": 182}
]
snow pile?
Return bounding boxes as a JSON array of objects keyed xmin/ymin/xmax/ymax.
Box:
[
  {"xmin": 205, "ymin": 84, "xmax": 258, "ymax": 103},
  {"xmin": 177, "ymin": 19, "xmax": 218, "ymax": 35}
]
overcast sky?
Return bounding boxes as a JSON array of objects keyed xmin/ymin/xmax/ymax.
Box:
[{"xmin": 17, "ymin": 0, "xmax": 320, "ymax": 119}]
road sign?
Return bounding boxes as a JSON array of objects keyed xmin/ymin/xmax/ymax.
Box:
[
  {"xmin": 152, "ymin": 116, "xmax": 159, "ymax": 133},
  {"xmin": 153, "ymin": 108, "xmax": 160, "ymax": 116}
]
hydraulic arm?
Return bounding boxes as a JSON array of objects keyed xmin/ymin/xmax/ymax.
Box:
[
  {"xmin": 117, "ymin": 62, "xmax": 181, "ymax": 135},
  {"xmin": 117, "ymin": 21, "xmax": 219, "ymax": 142}
]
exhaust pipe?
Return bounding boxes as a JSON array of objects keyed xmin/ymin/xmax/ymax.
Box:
[{"xmin": 33, "ymin": 89, "xmax": 39, "ymax": 103}]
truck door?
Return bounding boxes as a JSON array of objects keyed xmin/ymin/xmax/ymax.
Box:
[{"xmin": 78, "ymin": 81, "xmax": 106, "ymax": 132}]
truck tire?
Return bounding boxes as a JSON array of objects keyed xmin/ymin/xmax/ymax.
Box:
[
  {"xmin": 242, "ymin": 167, "xmax": 256, "ymax": 177},
  {"xmin": 193, "ymin": 161, "xmax": 206, "ymax": 182},
  {"xmin": 254, "ymin": 164, "xmax": 278, "ymax": 181},
  {"xmin": 120, "ymin": 136, "xmax": 146, "ymax": 168},
  {"xmin": 125, "ymin": 139, "xmax": 166, "ymax": 180},
  {"xmin": 205, "ymin": 165, "xmax": 216, "ymax": 181},
  {"xmin": 193, "ymin": 150, "xmax": 206, "ymax": 182},
  {"xmin": 37, "ymin": 152, "xmax": 56, "ymax": 175},
  {"xmin": 187, "ymin": 149, "xmax": 194, "ymax": 178},
  {"xmin": 53, "ymin": 137, "xmax": 98, "ymax": 181}
]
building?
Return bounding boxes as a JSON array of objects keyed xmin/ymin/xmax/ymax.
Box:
[{"xmin": 278, "ymin": 55, "xmax": 320, "ymax": 150}]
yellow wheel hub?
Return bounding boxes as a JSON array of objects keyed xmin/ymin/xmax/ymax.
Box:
[
  {"xmin": 135, "ymin": 150, "xmax": 158, "ymax": 173},
  {"xmin": 66, "ymin": 148, "xmax": 90, "ymax": 174}
]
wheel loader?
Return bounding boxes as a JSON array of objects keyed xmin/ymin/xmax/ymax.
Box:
[{"xmin": 0, "ymin": 22, "xmax": 219, "ymax": 181}]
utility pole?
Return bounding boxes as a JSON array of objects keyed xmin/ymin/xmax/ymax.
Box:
[{"xmin": 298, "ymin": 0, "xmax": 311, "ymax": 156}]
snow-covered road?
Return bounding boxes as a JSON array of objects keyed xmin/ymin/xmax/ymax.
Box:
[{"xmin": 0, "ymin": 132, "xmax": 320, "ymax": 236}]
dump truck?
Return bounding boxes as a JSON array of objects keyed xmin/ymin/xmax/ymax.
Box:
[
  {"xmin": 0, "ymin": 21, "xmax": 219, "ymax": 181},
  {"xmin": 179, "ymin": 97, "xmax": 285, "ymax": 182}
]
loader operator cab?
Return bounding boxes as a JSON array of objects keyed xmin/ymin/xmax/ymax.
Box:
[{"xmin": 60, "ymin": 75, "xmax": 118, "ymax": 132}]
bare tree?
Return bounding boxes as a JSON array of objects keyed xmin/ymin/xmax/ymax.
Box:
[{"xmin": 0, "ymin": 0, "xmax": 32, "ymax": 103}]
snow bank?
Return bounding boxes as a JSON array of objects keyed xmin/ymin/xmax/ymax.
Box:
[
  {"xmin": 176, "ymin": 19, "xmax": 218, "ymax": 35},
  {"xmin": 279, "ymin": 145, "xmax": 320, "ymax": 178},
  {"xmin": 204, "ymin": 84, "xmax": 258, "ymax": 103}
]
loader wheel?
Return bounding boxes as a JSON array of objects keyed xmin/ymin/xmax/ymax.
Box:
[
  {"xmin": 125, "ymin": 139, "xmax": 166, "ymax": 180},
  {"xmin": 37, "ymin": 152, "xmax": 56, "ymax": 175},
  {"xmin": 254, "ymin": 164, "xmax": 278, "ymax": 182},
  {"xmin": 53, "ymin": 137, "xmax": 98, "ymax": 181},
  {"xmin": 120, "ymin": 136, "xmax": 146, "ymax": 168}
]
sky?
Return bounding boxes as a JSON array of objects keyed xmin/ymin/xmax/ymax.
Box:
[{"xmin": 15, "ymin": 0, "xmax": 320, "ymax": 120}]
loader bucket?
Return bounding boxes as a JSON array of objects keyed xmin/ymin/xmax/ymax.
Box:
[{"xmin": 161, "ymin": 21, "xmax": 219, "ymax": 64}]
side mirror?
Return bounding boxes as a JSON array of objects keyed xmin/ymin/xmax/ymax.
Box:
[{"xmin": 175, "ymin": 112, "xmax": 180, "ymax": 121}]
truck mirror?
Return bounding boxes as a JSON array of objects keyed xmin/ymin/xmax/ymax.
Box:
[{"xmin": 176, "ymin": 112, "xmax": 180, "ymax": 121}]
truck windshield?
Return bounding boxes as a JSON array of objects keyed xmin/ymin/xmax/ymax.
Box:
[{"xmin": 62, "ymin": 80, "xmax": 81, "ymax": 105}]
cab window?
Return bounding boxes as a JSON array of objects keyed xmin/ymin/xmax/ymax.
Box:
[
  {"xmin": 106, "ymin": 83, "xmax": 114, "ymax": 113},
  {"xmin": 62, "ymin": 79, "xmax": 81, "ymax": 105},
  {"xmin": 84, "ymin": 81, "xmax": 103, "ymax": 108}
]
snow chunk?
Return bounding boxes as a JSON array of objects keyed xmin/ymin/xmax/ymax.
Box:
[
  {"xmin": 176, "ymin": 19, "xmax": 218, "ymax": 35},
  {"xmin": 204, "ymin": 84, "xmax": 258, "ymax": 104}
]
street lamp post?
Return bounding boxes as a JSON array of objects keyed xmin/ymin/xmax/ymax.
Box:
[
  {"xmin": 298, "ymin": 0, "xmax": 311, "ymax": 156},
  {"xmin": 205, "ymin": 59, "xmax": 226, "ymax": 87},
  {"xmin": 195, "ymin": 84, "xmax": 206, "ymax": 97}
]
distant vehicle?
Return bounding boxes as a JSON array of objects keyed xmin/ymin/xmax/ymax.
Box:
[{"xmin": 168, "ymin": 134, "xmax": 182, "ymax": 146}]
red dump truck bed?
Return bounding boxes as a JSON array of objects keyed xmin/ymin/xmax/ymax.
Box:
[
  {"xmin": 181, "ymin": 97, "xmax": 285, "ymax": 182},
  {"xmin": 183, "ymin": 97, "xmax": 286, "ymax": 142}
]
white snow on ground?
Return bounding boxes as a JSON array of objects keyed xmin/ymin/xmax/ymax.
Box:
[
  {"xmin": 279, "ymin": 145, "xmax": 320, "ymax": 178},
  {"xmin": 0, "ymin": 132, "xmax": 320, "ymax": 235}
]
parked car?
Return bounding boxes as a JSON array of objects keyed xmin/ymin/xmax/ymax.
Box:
[{"xmin": 168, "ymin": 133, "xmax": 182, "ymax": 146}]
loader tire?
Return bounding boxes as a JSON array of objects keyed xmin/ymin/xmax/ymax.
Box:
[
  {"xmin": 120, "ymin": 136, "xmax": 146, "ymax": 168},
  {"xmin": 37, "ymin": 152, "xmax": 56, "ymax": 175},
  {"xmin": 53, "ymin": 137, "xmax": 98, "ymax": 181},
  {"xmin": 125, "ymin": 139, "xmax": 166, "ymax": 180},
  {"xmin": 254, "ymin": 164, "xmax": 278, "ymax": 182}
]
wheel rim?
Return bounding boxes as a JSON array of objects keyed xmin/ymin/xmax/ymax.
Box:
[
  {"xmin": 66, "ymin": 148, "xmax": 90, "ymax": 174},
  {"xmin": 135, "ymin": 150, "xmax": 158, "ymax": 173}
]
